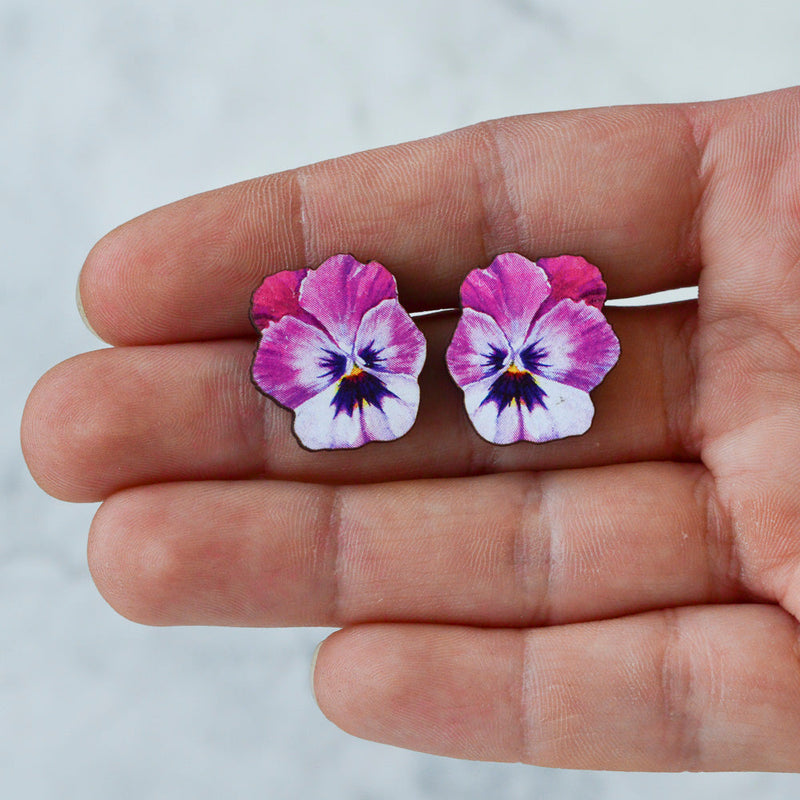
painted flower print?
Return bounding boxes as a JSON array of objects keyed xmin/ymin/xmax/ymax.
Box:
[
  {"xmin": 251, "ymin": 254, "xmax": 426, "ymax": 450},
  {"xmin": 446, "ymin": 253, "xmax": 619, "ymax": 445}
]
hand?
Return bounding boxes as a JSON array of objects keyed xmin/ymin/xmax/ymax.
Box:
[{"xmin": 22, "ymin": 87, "xmax": 800, "ymax": 771}]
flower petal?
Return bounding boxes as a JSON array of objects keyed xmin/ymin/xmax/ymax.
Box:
[
  {"xmin": 293, "ymin": 382, "xmax": 365, "ymax": 450},
  {"xmin": 536, "ymin": 254, "xmax": 607, "ymax": 318},
  {"xmin": 463, "ymin": 374, "xmax": 594, "ymax": 444},
  {"xmin": 360, "ymin": 373, "xmax": 420, "ymax": 441},
  {"xmin": 252, "ymin": 314, "xmax": 343, "ymax": 409},
  {"xmin": 250, "ymin": 269, "xmax": 309, "ymax": 331},
  {"xmin": 446, "ymin": 308, "xmax": 511, "ymax": 388},
  {"xmin": 463, "ymin": 376, "xmax": 524, "ymax": 445},
  {"xmin": 354, "ymin": 299, "xmax": 426, "ymax": 377},
  {"xmin": 519, "ymin": 376, "xmax": 595, "ymax": 442},
  {"xmin": 459, "ymin": 253, "xmax": 550, "ymax": 345},
  {"xmin": 293, "ymin": 372, "xmax": 419, "ymax": 450},
  {"xmin": 525, "ymin": 299, "xmax": 620, "ymax": 392},
  {"xmin": 298, "ymin": 254, "xmax": 398, "ymax": 350}
]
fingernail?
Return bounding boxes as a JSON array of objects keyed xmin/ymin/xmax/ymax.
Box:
[
  {"xmin": 76, "ymin": 274, "xmax": 102, "ymax": 340},
  {"xmin": 310, "ymin": 641, "xmax": 323, "ymax": 704}
]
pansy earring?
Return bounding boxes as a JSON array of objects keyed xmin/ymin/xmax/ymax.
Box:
[
  {"xmin": 446, "ymin": 252, "xmax": 619, "ymax": 445},
  {"xmin": 250, "ymin": 254, "xmax": 426, "ymax": 451}
]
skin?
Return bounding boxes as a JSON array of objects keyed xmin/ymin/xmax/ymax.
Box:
[{"xmin": 21, "ymin": 87, "xmax": 800, "ymax": 771}]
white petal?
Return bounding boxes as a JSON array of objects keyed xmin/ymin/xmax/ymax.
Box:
[
  {"xmin": 462, "ymin": 374, "xmax": 594, "ymax": 444},
  {"xmin": 463, "ymin": 376, "xmax": 524, "ymax": 445},
  {"xmin": 292, "ymin": 372, "xmax": 420, "ymax": 450},
  {"xmin": 518, "ymin": 376, "xmax": 595, "ymax": 442},
  {"xmin": 293, "ymin": 383, "xmax": 366, "ymax": 450},
  {"xmin": 362, "ymin": 373, "xmax": 420, "ymax": 440}
]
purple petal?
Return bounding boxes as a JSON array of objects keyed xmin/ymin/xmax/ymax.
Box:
[
  {"xmin": 459, "ymin": 253, "xmax": 551, "ymax": 345},
  {"xmin": 463, "ymin": 374, "xmax": 594, "ymax": 444},
  {"xmin": 446, "ymin": 308, "xmax": 510, "ymax": 388},
  {"xmin": 536, "ymin": 255, "xmax": 607, "ymax": 319},
  {"xmin": 525, "ymin": 299, "xmax": 620, "ymax": 392},
  {"xmin": 354, "ymin": 299, "xmax": 426, "ymax": 378},
  {"xmin": 293, "ymin": 372, "xmax": 419, "ymax": 450},
  {"xmin": 251, "ymin": 269, "xmax": 309, "ymax": 331},
  {"xmin": 252, "ymin": 314, "xmax": 342, "ymax": 409},
  {"xmin": 298, "ymin": 254, "xmax": 398, "ymax": 350}
]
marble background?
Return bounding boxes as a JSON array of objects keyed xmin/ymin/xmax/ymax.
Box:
[{"xmin": 5, "ymin": 1, "xmax": 800, "ymax": 797}]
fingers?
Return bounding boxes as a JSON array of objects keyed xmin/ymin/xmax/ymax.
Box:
[
  {"xmin": 23, "ymin": 303, "xmax": 698, "ymax": 502},
  {"xmin": 312, "ymin": 605, "xmax": 800, "ymax": 770},
  {"xmin": 86, "ymin": 462, "xmax": 741, "ymax": 628},
  {"xmin": 693, "ymin": 87, "xmax": 800, "ymax": 322},
  {"xmin": 78, "ymin": 102, "xmax": 707, "ymax": 345}
]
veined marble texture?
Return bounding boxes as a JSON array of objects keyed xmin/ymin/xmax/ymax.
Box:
[{"xmin": 4, "ymin": 1, "xmax": 800, "ymax": 797}]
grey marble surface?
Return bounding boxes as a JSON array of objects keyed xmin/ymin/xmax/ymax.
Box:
[{"xmin": 4, "ymin": 1, "xmax": 800, "ymax": 797}]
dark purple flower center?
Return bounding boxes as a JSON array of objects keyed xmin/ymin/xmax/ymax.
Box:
[
  {"xmin": 358, "ymin": 341, "xmax": 385, "ymax": 370},
  {"xmin": 318, "ymin": 347, "xmax": 396, "ymax": 417},
  {"xmin": 332, "ymin": 367, "xmax": 397, "ymax": 417},
  {"xmin": 481, "ymin": 364, "xmax": 548, "ymax": 413},
  {"xmin": 319, "ymin": 349, "xmax": 348, "ymax": 381},
  {"xmin": 481, "ymin": 344, "xmax": 507, "ymax": 377},
  {"xmin": 481, "ymin": 340, "xmax": 550, "ymax": 379},
  {"xmin": 519, "ymin": 341, "xmax": 550, "ymax": 373}
]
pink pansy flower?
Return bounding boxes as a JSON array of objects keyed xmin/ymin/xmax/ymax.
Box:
[
  {"xmin": 446, "ymin": 253, "xmax": 619, "ymax": 445},
  {"xmin": 251, "ymin": 254, "xmax": 426, "ymax": 450}
]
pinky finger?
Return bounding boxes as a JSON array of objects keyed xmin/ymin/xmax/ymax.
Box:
[{"xmin": 312, "ymin": 605, "xmax": 800, "ymax": 771}]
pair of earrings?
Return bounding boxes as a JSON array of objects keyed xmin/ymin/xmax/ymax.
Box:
[{"xmin": 250, "ymin": 252, "xmax": 620, "ymax": 451}]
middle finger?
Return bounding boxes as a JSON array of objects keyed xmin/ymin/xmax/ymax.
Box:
[{"xmin": 26, "ymin": 303, "xmax": 698, "ymax": 502}]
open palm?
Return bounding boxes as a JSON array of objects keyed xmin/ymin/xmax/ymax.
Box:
[{"xmin": 23, "ymin": 88, "xmax": 800, "ymax": 770}]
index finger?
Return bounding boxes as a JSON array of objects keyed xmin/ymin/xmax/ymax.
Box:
[{"xmin": 79, "ymin": 102, "xmax": 706, "ymax": 345}]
